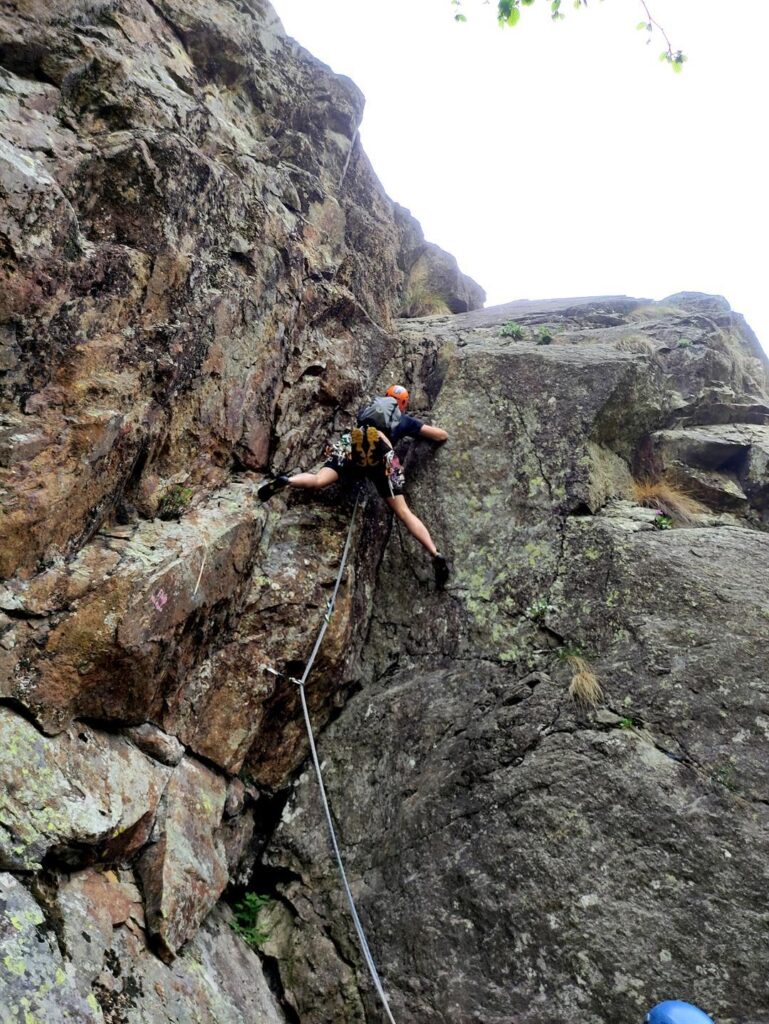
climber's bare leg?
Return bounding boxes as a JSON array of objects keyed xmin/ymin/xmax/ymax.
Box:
[
  {"xmin": 386, "ymin": 494, "xmax": 438, "ymax": 557},
  {"xmin": 287, "ymin": 468, "xmax": 339, "ymax": 490}
]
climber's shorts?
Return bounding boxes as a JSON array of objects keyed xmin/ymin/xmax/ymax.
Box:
[{"xmin": 323, "ymin": 438, "xmax": 406, "ymax": 499}]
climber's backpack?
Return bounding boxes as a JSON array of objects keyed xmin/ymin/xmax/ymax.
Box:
[
  {"xmin": 350, "ymin": 424, "xmax": 387, "ymax": 469},
  {"xmin": 350, "ymin": 396, "xmax": 401, "ymax": 469},
  {"xmin": 356, "ymin": 396, "xmax": 402, "ymax": 438}
]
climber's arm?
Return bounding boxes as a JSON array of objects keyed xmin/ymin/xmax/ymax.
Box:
[{"xmin": 419, "ymin": 423, "xmax": 448, "ymax": 443}]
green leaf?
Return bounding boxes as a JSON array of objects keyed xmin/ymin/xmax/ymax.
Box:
[
  {"xmin": 454, "ymin": 11, "xmax": 467, "ymax": 20},
  {"xmin": 672, "ymin": 59, "xmax": 683, "ymax": 73},
  {"xmin": 498, "ymin": 1, "xmax": 521, "ymax": 28},
  {"xmin": 636, "ymin": 21, "xmax": 647, "ymax": 30}
]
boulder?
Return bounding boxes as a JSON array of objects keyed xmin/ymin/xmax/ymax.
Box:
[
  {"xmin": 123, "ymin": 723, "xmax": 185, "ymax": 767},
  {"xmin": 137, "ymin": 756, "xmax": 228, "ymax": 960},
  {"xmin": 0, "ymin": 871, "xmax": 102, "ymax": 1023},
  {"xmin": 0, "ymin": 708, "xmax": 170, "ymax": 871},
  {"xmin": 648, "ymin": 424, "xmax": 769, "ymax": 523}
]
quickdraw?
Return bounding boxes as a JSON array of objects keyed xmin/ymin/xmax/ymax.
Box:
[
  {"xmin": 384, "ymin": 449, "xmax": 405, "ymax": 490},
  {"xmin": 328, "ymin": 431, "xmax": 353, "ymax": 463}
]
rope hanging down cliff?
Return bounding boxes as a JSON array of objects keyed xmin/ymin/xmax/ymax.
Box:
[{"xmin": 272, "ymin": 494, "xmax": 399, "ymax": 1024}]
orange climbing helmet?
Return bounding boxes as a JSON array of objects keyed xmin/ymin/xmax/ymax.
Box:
[{"xmin": 386, "ymin": 384, "xmax": 409, "ymax": 412}]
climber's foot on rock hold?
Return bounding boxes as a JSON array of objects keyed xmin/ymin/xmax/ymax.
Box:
[
  {"xmin": 433, "ymin": 553, "xmax": 450, "ymax": 590},
  {"xmin": 258, "ymin": 475, "xmax": 290, "ymax": 502}
]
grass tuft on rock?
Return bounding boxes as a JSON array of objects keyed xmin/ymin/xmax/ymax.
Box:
[
  {"xmin": 398, "ymin": 284, "xmax": 451, "ymax": 318},
  {"xmin": 633, "ymin": 477, "xmax": 708, "ymax": 526},
  {"xmin": 566, "ymin": 655, "xmax": 603, "ymax": 707},
  {"xmin": 157, "ymin": 484, "xmax": 194, "ymax": 520},
  {"xmin": 613, "ymin": 335, "xmax": 656, "ymax": 356}
]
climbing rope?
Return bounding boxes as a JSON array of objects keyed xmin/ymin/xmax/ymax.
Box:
[{"xmin": 288, "ymin": 493, "xmax": 398, "ymax": 1024}]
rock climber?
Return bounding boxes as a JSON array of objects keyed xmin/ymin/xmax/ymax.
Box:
[
  {"xmin": 645, "ymin": 1000, "xmax": 715, "ymax": 1024},
  {"xmin": 258, "ymin": 384, "xmax": 451, "ymax": 588}
]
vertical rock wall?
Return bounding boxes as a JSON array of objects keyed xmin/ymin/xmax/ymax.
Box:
[
  {"xmin": 265, "ymin": 297, "xmax": 769, "ymax": 1024},
  {"xmin": 0, "ymin": 1, "xmax": 481, "ymax": 1020}
]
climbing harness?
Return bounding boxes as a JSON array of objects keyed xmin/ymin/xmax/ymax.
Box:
[
  {"xmin": 327, "ymin": 431, "xmax": 353, "ymax": 465},
  {"xmin": 384, "ymin": 449, "xmax": 405, "ymax": 497},
  {"xmin": 326, "ymin": 426, "xmax": 405, "ymax": 498},
  {"xmin": 284, "ymin": 493, "xmax": 398, "ymax": 1024}
]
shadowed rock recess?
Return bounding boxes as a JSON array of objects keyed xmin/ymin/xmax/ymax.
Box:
[{"xmin": 1, "ymin": 4, "xmax": 768, "ymax": 1024}]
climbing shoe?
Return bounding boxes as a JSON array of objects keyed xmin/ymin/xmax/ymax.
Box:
[
  {"xmin": 433, "ymin": 553, "xmax": 450, "ymax": 590},
  {"xmin": 257, "ymin": 475, "xmax": 290, "ymax": 502}
]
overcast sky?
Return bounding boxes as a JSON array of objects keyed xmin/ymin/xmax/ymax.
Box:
[{"xmin": 270, "ymin": 0, "xmax": 768, "ymax": 353}]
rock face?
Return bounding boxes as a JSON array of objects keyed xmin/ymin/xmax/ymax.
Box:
[
  {"xmin": 2, "ymin": 3, "xmax": 769, "ymax": 1024},
  {"xmin": 0, "ymin": 871, "xmax": 102, "ymax": 1024},
  {"xmin": 0, "ymin": 0, "xmax": 483, "ymax": 580},
  {"xmin": 394, "ymin": 203, "xmax": 486, "ymax": 315},
  {"xmin": 265, "ymin": 296, "xmax": 769, "ymax": 1024},
  {"xmin": 649, "ymin": 424, "xmax": 769, "ymax": 523},
  {"xmin": 0, "ymin": 0, "xmax": 480, "ymax": 1018},
  {"xmin": 0, "ymin": 868, "xmax": 286, "ymax": 1024},
  {"xmin": 0, "ymin": 708, "xmax": 170, "ymax": 871}
]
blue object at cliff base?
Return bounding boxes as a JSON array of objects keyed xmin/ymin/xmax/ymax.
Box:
[{"xmin": 646, "ymin": 1001, "xmax": 715, "ymax": 1024}]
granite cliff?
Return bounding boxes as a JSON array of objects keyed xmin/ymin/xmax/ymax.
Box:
[{"xmin": 1, "ymin": 2, "xmax": 768, "ymax": 1023}]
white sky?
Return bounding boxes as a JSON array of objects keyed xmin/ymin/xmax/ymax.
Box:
[{"xmin": 270, "ymin": 0, "xmax": 768, "ymax": 353}]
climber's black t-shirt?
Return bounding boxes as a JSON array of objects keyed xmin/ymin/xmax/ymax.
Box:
[{"xmin": 390, "ymin": 413, "xmax": 424, "ymax": 443}]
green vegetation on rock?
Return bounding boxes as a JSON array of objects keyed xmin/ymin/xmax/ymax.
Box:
[
  {"xmin": 500, "ymin": 321, "xmax": 525, "ymax": 340},
  {"xmin": 525, "ymin": 596, "xmax": 555, "ymax": 621},
  {"xmin": 230, "ymin": 893, "xmax": 271, "ymax": 950},
  {"xmin": 399, "ymin": 284, "xmax": 452, "ymax": 318},
  {"xmin": 157, "ymin": 485, "xmax": 194, "ymax": 521}
]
